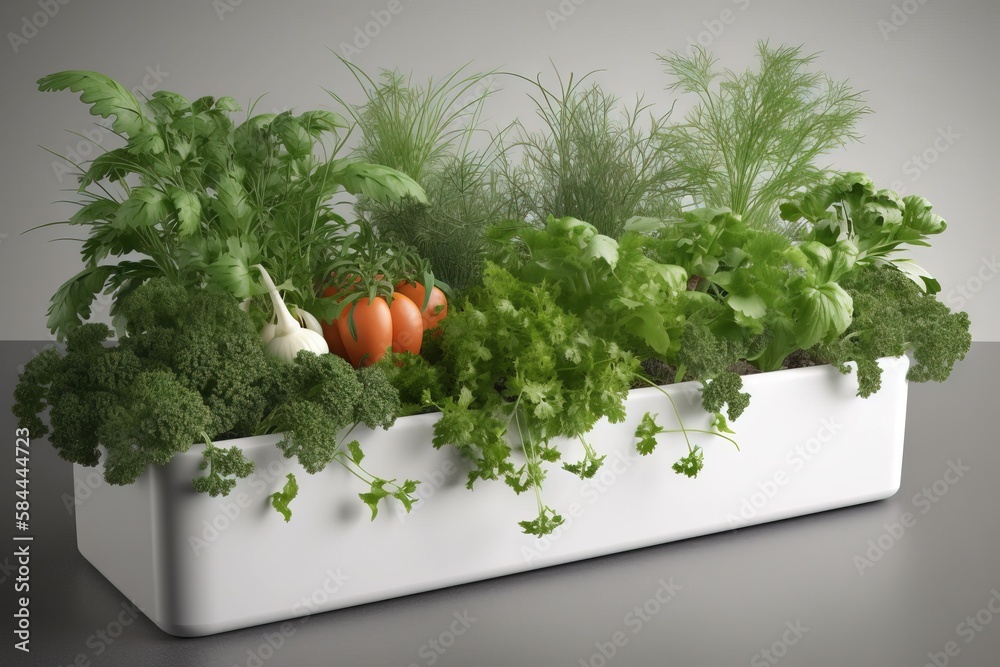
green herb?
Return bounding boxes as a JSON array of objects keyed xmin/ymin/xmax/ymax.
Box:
[
  {"xmin": 501, "ymin": 71, "xmax": 683, "ymax": 239},
  {"xmin": 36, "ymin": 71, "xmax": 427, "ymax": 339},
  {"xmin": 193, "ymin": 439, "xmax": 255, "ymax": 497},
  {"xmin": 660, "ymin": 43, "xmax": 869, "ymax": 232},
  {"xmin": 635, "ymin": 412, "xmax": 666, "ymax": 456},
  {"xmin": 672, "ymin": 447, "xmax": 704, "ymax": 478},
  {"xmin": 335, "ymin": 63, "xmax": 505, "ymax": 289},
  {"xmin": 13, "ymin": 279, "xmax": 274, "ymax": 485},
  {"xmin": 782, "ymin": 172, "xmax": 948, "ymax": 292},
  {"xmin": 813, "ymin": 264, "xmax": 971, "ymax": 397},
  {"xmin": 489, "ymin": 215, "xmax": 688, "ymax": 358},
  {"xmin": 427, "ymin": 263, "xmax": 638, "ymax": 535},
  {"xmin": 270, "ymin": 474, "xmax": 299, "ymax": 522}
]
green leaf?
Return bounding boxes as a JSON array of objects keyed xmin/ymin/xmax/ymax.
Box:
[
  {"xmin": 270, "ymin": 473, "xmax": 299, "ymax": 522},
  {"xmin": 901, "ymin": 195, "xmax": 947, "ymax": 236},
  {"xmin": 205, "ymin": 237, "xmax": 260, "ymax": 299},
  {"xmin": 584, "ymin": 234, "xmax": 619, "ymax": 268},
  {"xmin": 299, "ymin": 110, "xmax": 347, "ymax": 134},
  {"xmin": 391, "ymin": 479, "xmax": 420, "ymax": 513},
  {"xmin": 635, "ymin": 412, "xmax": 665, "ymax": 456},
  {"xmin": 328, "ymin": 159, "xmax": 428, "ymax": 204},
  {"xmin": 38, "ymin": 70, "xmax": 151, "ymax": 139},
  {"xmin": 359, "ymin": 478, "xmax": 390, "ymax": 520},
  {"xmin": 211, "ymin": 174, "xmax": 254, "ymax": 233},
  {"xmin": 624, "ymin": 216, "xmax": 667, "ymax": 233},
  {"xmin": 711, "ymin": 412, "xmax": 734, "ymax": 434},
  {"xmin": 727, "ymin": 292, "xmax": 767, "ymax": 320},
  {"xmin": 80, "ymin": 149, "xmax": 135, "ymax": 187},
  {"xmin": 518, "ymin": 506, "xmax": 564, "ymax": 536},
  {"xmin": 672, "ymin": 447, "xmax": 704, "ymax": 478},
  {"xmin": 46, "ymin": 265, "xmax": 115, "ymax": 340},
  {"xmin": 168, "ymin": 188, "xmax": 201, "ymax": 238},
  {"xmin": 148, "ymin": 90, "xmax": 192, "ymax": 117},
  {"xmin": 346, "ymin": 440, "xmax": 364, "ymax": 465},
  {"xmin": 192, "ymin": 441, "xmax": 255, "ymax": 497},
  {"xmin": 272, "ymin": 114, "xmax": 313, "ymax": 158},
  {"xmin": 114, "ymin": 187, "xmax": 169, "ymax": 230},
  {"xmin": 215, "ymin": 96, "xmax": 241, "ymax": 112},
  {"xmin": 69, "ymin": 198, "xmax": 119, "ymax": 226},
  {"xmin": 795, "ymin": 283, "xmax": 853, "ymax": 349}
]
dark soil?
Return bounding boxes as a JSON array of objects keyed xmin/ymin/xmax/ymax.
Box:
[{"xmin": 635, "ymin": 349, "xmax": 826, "ymax": 389}]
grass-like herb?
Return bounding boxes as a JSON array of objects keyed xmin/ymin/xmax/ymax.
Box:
[
  {"xmin": 332, "ymin": 61, "xmax": 508, "ymax": 290},
  {"xmin": 500, "ymin": 69, "xmax": 684, "ymax": 239},
  {"xmin": 659, "ymin": 42, "xmax": 871, "ymax": 234}
]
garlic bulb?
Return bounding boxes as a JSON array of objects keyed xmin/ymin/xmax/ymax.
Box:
[
  {"xmin": 260, "ymin": 307, "xmax": 323, "ymax": 345},
  {"xmin": 255, "ymin": 264, "xmax": 329, "ymax": 362}
]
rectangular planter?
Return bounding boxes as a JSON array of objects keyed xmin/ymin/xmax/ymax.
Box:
[{"xmin": 74, "ymin": 357, "xmax": 909, "ymax": 637}]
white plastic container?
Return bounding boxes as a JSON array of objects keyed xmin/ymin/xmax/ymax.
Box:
[{"xmin": 73, "ymin": 357, "xmax": 909, "ymax": 637}]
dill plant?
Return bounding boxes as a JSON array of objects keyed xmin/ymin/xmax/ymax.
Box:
[{"xmin": 659, "ymin": 42, "xmax": 871, "ymax": 234}]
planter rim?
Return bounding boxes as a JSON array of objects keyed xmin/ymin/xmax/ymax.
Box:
[{"xmin": 190, "ymin": 356, "xmax": 901, "ymax": 453}]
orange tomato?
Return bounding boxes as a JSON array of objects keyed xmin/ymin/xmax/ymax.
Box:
[
  {"xmin": 335, "ymin": 297, "xmax": 392, "ymax": 367},
  {"xmin": 319, "ymin": 285, "xmax": 351, "ymax": 361},
  {"xmin": 395, "ymin": 282, "xmax": 448, "ymax": 331},
  {"xmin": 388, "ymin": 292, "xmax": 423, "ymax": 355}
]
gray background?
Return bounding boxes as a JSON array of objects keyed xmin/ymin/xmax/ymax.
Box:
[
  {"xmin": 2, "ymin": 341, "xmax": 999, "ymax": 666},
  {"xmin": 0, "ymin": 0, "xmax": 998, "ymax": 340}
]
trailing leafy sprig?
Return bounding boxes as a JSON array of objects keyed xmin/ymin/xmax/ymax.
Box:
[
  {"xmin": 270, "ymin": 474, "xmax": 299, "ymax": 522},
  {"xmin": 427, "ymin": 263, "xmax": 638, "ymax": 535},
  {"xmin": 192, "ymin": 439, "xmax": 255, "ymax": 497}
]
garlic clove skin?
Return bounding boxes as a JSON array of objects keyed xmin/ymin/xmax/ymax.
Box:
[
  {"xmin": 292, "ymin": 308, "xmax": 324, "ymax": 337},
  {"xmin": 260, "ymin": 321, "xmax": 278, "ymax": 345}
]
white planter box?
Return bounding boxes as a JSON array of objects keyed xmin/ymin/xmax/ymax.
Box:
[{"xmin": 74, "ymin": 357, "xmax": 909, "ymax": 637}]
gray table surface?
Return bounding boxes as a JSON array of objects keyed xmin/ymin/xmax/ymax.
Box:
[{"xmin": 1, "ymin": 341, "xmax": 998, "ymax": 667}]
